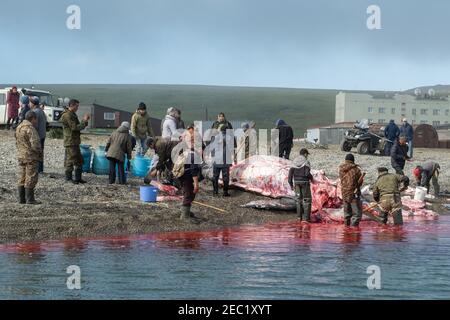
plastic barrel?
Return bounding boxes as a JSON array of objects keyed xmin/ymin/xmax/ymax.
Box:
[
  {"xmin": 80, "ymin": 144, "xmax": 92, "ymax": 173},
  {"xmin": 131, "ymin": 155, "xmax": 152, "ymax": 178},
  {"xmin": 140, "ymin": 186, "xmax": 158, "ymax": 202},
  {"xmin": 92, "ymin": 146, "xmax": 110, "ymax": 175}
]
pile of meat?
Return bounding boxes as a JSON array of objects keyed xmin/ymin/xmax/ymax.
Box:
[
  {"xmin": 230, "ymin": 155, "xmax": 342, "ymax": 212},
  {"xmin": 229, "ymin": 155, "xmax": 438, "ymax": 222}
]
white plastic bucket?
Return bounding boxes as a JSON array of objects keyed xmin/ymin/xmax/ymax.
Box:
[{"xmin": 414, "ymin": 187, "xmax": 427, "ymax": 201}]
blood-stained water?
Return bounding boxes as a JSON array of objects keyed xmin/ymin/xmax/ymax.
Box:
[{"xmin": 0, "ymin": 216, "xmax": 449, "ymax": 299}]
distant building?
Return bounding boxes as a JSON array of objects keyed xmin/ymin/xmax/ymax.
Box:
[
  {"xmin": 335, "ymin": 91, "xmax": 450, "ymax": 126},
  {"xmin": 77, "ymin": 103, "xmax": 162, "ymax": 136}
]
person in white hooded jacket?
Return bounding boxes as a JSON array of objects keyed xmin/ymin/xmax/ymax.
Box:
[{"xmin": 162, "ymin": 107, "xmax": 179, "ymax": 140}]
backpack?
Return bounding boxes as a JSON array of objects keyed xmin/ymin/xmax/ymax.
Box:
[{"xmin": 172, "ymin": 151, "xmax": 188, "ymax": 179}]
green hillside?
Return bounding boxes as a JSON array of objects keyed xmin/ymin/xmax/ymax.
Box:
[{"xmin": 20, "ymin": 84, "xmax": 338, "ymax": 136}]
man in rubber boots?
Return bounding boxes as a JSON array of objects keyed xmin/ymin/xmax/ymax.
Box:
[
  {"xmin": 372, "ymin": 167, "xmax": 409, "ymax": 225},
  {"xmin": 339, "ymin": 153, "xmax": 364, "ymax": 227},
  {"xmin": 15, "ymin": 111, "xmax": 42, "ymax": 204},
  {"xmin": 60, "ymin": 99, "xmax": 90, "ymax": 184},
  {"xmin": 288, "ymin": 148, "xmax": 313, "ymax": 222}
]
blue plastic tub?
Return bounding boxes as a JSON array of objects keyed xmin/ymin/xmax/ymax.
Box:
[
  {"xmin": 131, "ymin": 155, "xmax": 152, "ymax": 178},
  {"xmin": 140, "ymin": 186, "xmax": 158, "ymax": 202},
  {"xmin": 80, "ymin": 144, "xmax": 92, "ymax": 173}
]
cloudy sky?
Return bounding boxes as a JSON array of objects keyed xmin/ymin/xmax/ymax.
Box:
[{"xmin": 0, "ymin": 0, "xmax": 449, "ymax": 90}]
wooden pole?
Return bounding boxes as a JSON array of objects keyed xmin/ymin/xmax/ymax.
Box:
[{"xmin": 193, "ymin": 201, "xmax": 227, "ymax": 213}]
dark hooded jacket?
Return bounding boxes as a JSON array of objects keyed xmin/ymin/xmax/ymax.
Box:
[
  {"xmin": 275, "ymin": 119, "xmax": 294, "ymax": 147},
  {"xmin": 288, "ymin": 155, "xmax": 313, "ymax": 187},
  {"xmin": 384, "ymin": 120, "xmax": 400, "ymax": 141},
  {"xmin": 391, "ymin": 140, "xmax": 409, "ymax": 169}
]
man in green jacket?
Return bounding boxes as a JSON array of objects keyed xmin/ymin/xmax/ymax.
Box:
[
  {"xmin": 372, "ymin": 167, "xmax": 409, "ymax": 225},
  {"xmin": 131, "ymin": 102, "xmax": 155, "ymax": 155},
  {"xmin": 60, "ymin": 99, "xmax": 90, "ymax": 184}
]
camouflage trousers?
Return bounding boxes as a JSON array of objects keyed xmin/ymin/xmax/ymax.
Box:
[
  {"xmin": 379, "ymin": 194, "xmax": 403, "ymax": 225},
  {"xmin": 17, "ymin": 161, "xmax": 39, "ymax": 189},
  {"xmin": 64, "ymin": 146, "xmax": 83, "ymax": 171}
]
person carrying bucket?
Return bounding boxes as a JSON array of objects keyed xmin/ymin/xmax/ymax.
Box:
[
  {"xmin": 105, "ymin": 122, "xmax": 133, "ymax": 184},
  {"xmin": 413, "ymin": 162, "xmax": 440, "ymax": 196}
]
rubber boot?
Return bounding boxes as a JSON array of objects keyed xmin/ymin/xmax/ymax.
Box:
[
  {"xmin": 18, "ymin": 186, "xmax": 26, "ymax": 204},
  {"xmin": 302, "ymin": 199, "xmax": 312, "ymax": 223},
  {"xmin": 73, "ymin": 167, "xmax": 87, "ymax": 184},
  {"xmin": 380, "ymin": 211, "xmax": 388, "ymax": 224},
  {"xmin": 223, "ymin": 184, "xmax": 230, "ymax": 197},
  {"xmin": 180, "ymin": 205, "xmax": 191, "ymax": 220},
  {"xmin": 392, "ymin": 209, "xmax": 403, "ymax": 226},
  {"xmin": 25, "ymin": 188, "xmax": 41, "ymax": 205},
  {"xmin": 212, "ymin": 180, "xmax": 219, "ymax": 196},
  {"xmin": 65, "ymin": 170, "xmax": 73, "ymax": 182},
  {"xmin": 296, "ymin": 200, "xmax": 303, "ymax": 220}
]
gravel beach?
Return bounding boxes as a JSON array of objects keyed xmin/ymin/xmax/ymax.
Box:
[{"xmin": 1, "ymin": 130, "xmax": 449, "ymax": 243}]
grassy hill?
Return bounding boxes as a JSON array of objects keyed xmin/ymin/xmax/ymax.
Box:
[
  {"xmin": 4, "ymin": 84, "xmax": 422, "ymax": 136},
  {"xmin": 13, "ymin": 84, "xmax": 338, "ymax": 137}
]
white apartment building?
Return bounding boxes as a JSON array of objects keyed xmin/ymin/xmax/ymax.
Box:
[{"xmin": 335, "ymin": 91, "xmax": 450, "ymax": 126}]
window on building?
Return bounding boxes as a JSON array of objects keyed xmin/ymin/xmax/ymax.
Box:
[
  {"xmin": 0, "ymin": 94, "xmax": 5, "ymax": 105},
  {"xmin": 378, "ymin": 119, "xmax": 386, "ymax": 124},
  {"xmin": 446, "ymin": 109, "xmax": 449, "ymax": 116},
  {"xmin": 412, "ymin": 120, "xmax": 416, "ymax": 125},
  {"xmin": 379, "ymin": 107, "xmax": 385, "ymax": 114},
  {"xmin": 420, "ymin": 120, "xmax": 428, "ymax": 124},
  {"xmin": 445, "ymin": 121, "xmax": 449, "ymax": 124},
  {"xmin": 433, "ymin": 109, "xmax": 440, "ymax": 116},
  {"xmin": 433, "ymin": 121, "xmax": 440, "ymax": 127},
  {"xmin": 104, "ymin": 112, "xmax": 115, "ymax": 121},
  {"xmin": 420, "ymin": 109, "xmax": 428, "ymax": 115},
  {"xmin": 368, "ymin": 107, "xmax": 374, "ymax": 113},
  {"xmin": 391, "ymin": 108, "xmax": 396, "ymax": 114},
  {"xmin": 412, "ymin": 109, "xmax": 416, "ymax": 115}
]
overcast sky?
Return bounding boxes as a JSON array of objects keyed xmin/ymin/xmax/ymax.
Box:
[{"xmin": 1, "ymin": 0, "xmax": 449, "ymax": 90}]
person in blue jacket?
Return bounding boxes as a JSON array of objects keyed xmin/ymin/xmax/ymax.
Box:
[
  {"xmin": 399, "ymin": 118, "xmax": 414, "ymax": 158},
  {"xmin": 383, "ymin": 119, "xmax": 400, "ymax": 156}
]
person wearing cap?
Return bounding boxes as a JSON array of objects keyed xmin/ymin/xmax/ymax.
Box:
[
  {"xmin": 144, "ymin": 136, "xmax": 180, "ymax": 185},
  {"xmin": 131, "ymin": 102, "xmax": 155, "ymax": 155},
  {"xmin": 15, "ymin": 111, "xmax": 43, "ymax": 204},
  {"xmin": 339, "ymin": 154, "xmax": 364, "ymax": 227},
  {"xmin": 18, "ymin": 95, "xmax": 31, "ymax": 125},
  {"xmin": 275, "ymin": 119, "xmax": 294, "ymax": 159},
  {"xmin": 30, "ymin": 96, "xmax": 47, "ymax": 173},
  {"xmin": 161, "ymin": 107, "xmax": 179, "ymax": 140},
  {"xmin": 372, "ymin": 167, "xmax": 409, "ymax": 225},
  {"xmin": 209, "ymin": 113, "xmax": 236, "ymax": 197},
  {"xmin": 413, "ymin": 162, "xmax": 440, "ymax": 196},
  {"xmin": 399, "ymin": 118, "xmax": 414, "ymax": 158},
  {"xmin": 6, "ymin": 86, "xmax": 20, "ymax": 130},
  {"xmin": 288, "ymin": 148, "xmax": 313, "ymax": 222},
  {"xmin": 60, "ymin": 99, "xmax": 91, "ymax": 184},
  {"xmin": 390, "ymin": 135, "xmax": 410, "ymax": 175},
  {"xmin": 105, "ymin": 122, "xmax": 133, "ymax": 184}
]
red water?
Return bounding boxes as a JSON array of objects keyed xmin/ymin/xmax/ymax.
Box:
[{"xmin": 0, "ymin": 215, "xmax": 446, "ymax": 254}]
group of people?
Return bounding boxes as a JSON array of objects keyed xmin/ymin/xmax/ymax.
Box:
[
  {"xmin": 13, "ymin": 99, "xmax": 441, "ymax": 226},
  {"xmin": 384, "ymin": 118, "xmax": 414, "ymax": 158}
]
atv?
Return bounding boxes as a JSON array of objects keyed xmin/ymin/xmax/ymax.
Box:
[{"xmin": 340, "ymin": 120, "xmax": 388, "ymax": 155}]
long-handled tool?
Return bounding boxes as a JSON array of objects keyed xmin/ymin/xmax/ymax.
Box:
[
  {"xmin": 193, "ymin": 201, "xmax": 227, "ymax": 213},
  {"xmin": 362, "ymin": 203, "xmax": 384, "ymax": 224}
]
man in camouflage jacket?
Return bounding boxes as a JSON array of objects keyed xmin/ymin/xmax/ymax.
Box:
[
  {"xmin": 15, "ymin": 111, "xmax": 42, "ymax": 204},
  {"xmin": 60, "ymin": 99, "xmax": 90, "ymax": 184}
]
